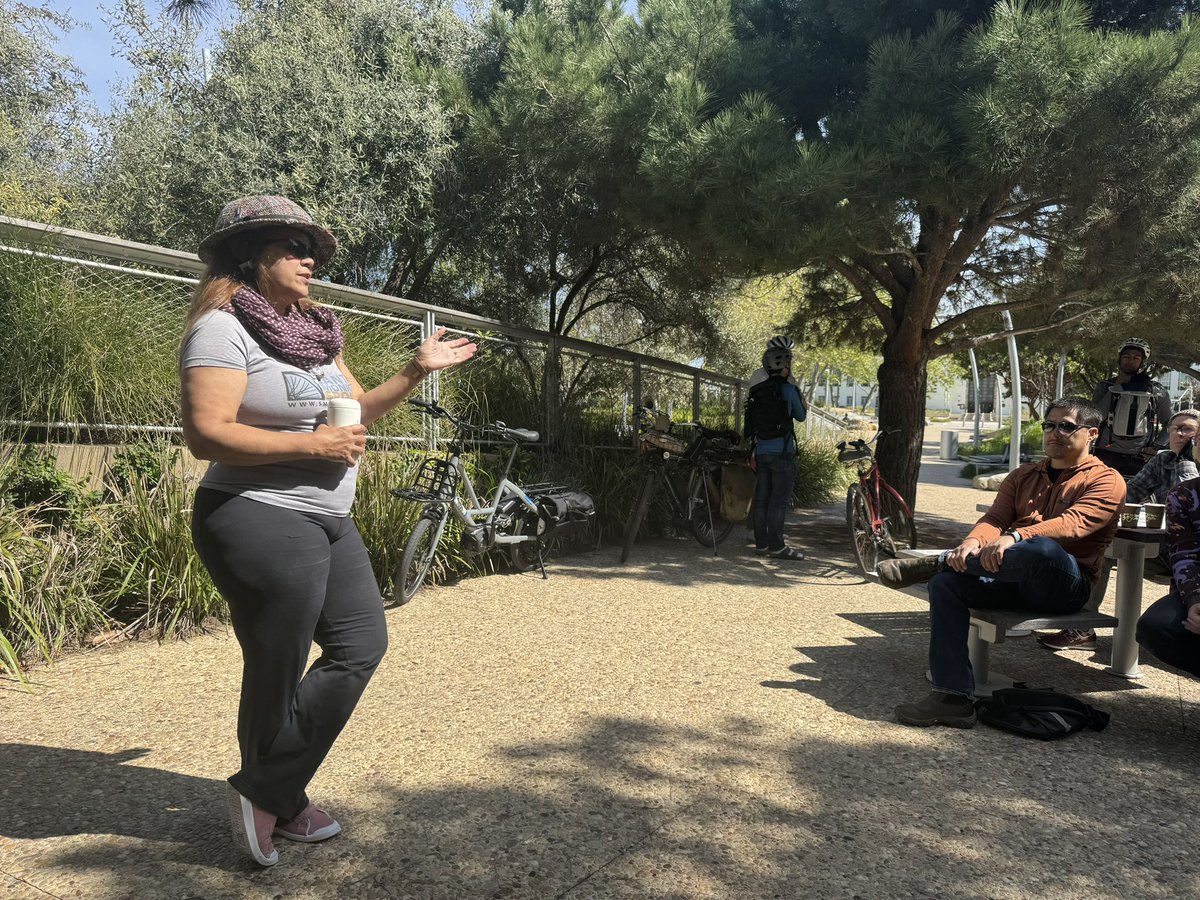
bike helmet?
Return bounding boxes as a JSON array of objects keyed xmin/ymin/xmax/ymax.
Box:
[
  {"xmin": 766, "ymin": 335, "xmax": 795, "ymax": 351},
  {"xmin": 762, "ymin": 347, "xmax": 792, "ymax": 374},
  {"xmin": 1118, "ymin": 338, "xmax": 1150, "ymax": 361}
]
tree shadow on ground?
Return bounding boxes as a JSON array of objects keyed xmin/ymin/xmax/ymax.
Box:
[
  {"xmin": 12, "ymin": 707, "xmax": 1196, "ymax": 899},
  {"xmin": 761, "ymin": 610, "xmax": 1154, "ymax": 729}
]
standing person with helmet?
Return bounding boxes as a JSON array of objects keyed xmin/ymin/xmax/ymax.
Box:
[
  {"xmin": 1092, "ymin": 338, "xmax": 1172, "ymax": 478},
  {"xmin": 748, "ymin": 335, "xmax": 799, "ymax": 389},
  {"xmin": 744, "ymin": 340, "xmax": 808, "ymax": 559},
  {"xmin": 180, "ymin": 196, "xmax": 476, "ymax": 867}
]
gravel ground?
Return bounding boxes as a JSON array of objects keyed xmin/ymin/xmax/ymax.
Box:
[{"xmin": 2, "ymin": 425, "xmax": 1198, "ymax": 899}]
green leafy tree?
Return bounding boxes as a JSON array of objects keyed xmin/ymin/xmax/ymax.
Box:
[
  {"xmin": 83, "ymin": 0, "xmax": 478, "ymax": 296},
  {"xmin": 630, "ymin": 0, "xmax": 1200, "ymax": 504},
  {"xmin": 0, "ymin": 2, "xmax": 89, "ymax": 221}
]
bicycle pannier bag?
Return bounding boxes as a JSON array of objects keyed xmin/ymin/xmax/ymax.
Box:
[
  {"xmin": 536, "ymin": 490, "xmax": 596, "ymax": 539},
  {"xmin": 1106, "ymin": 386, "xmax": 1155, "ymax": 440},
  {"xmin": 977, "ymin": 688, "xmax": 1111, "ymax": 741},
  {"xmin": 719, "ymin": 463, "xmax": 756, "ymax": 522},
  {"xmin": 745, "ymin": 376, "xmax": 790, "ymax": 441}
]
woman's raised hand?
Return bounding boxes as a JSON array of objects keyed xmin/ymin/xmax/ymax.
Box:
[{"xmin": 414, "ymin": 327, "xmax": 477, "ymax": 373}]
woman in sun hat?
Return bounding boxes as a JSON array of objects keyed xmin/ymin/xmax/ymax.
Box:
[{"xmin": 180, "ymin": 195, "xmax": 476, "ymax": 867}]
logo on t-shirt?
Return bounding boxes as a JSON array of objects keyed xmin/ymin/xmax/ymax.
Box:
[
  {"xmin": 283, "ymin": 370, "xmax": 354, "ymax": 407},
  {"xmin": 284, "ymin": 372, "xmax": 325, "ymax": 401}
]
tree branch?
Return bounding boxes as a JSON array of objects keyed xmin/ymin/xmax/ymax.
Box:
[
  {"xmin": 932, "ymin": 300, "xmax": 1126, "ymax": 357},
  {"xmin": 825, "ymin": 257, "xmax": 895, "ymax": 335},
  {"xmin": 929, "ymin": 282, "xmax": 1132, "ymax": 342}
]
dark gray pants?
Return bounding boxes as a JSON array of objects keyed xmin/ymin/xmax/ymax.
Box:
[
  {"xmin": 192, "ymin": 489, "xmax": 388, "ymax": 819},
  {"xmin": 1137, "ymin": 593, "xmax": 1200, "ymax": 679}
]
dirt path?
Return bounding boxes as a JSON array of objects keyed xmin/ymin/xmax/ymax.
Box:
[{"xmin": 2, "ymin": 425, "xmax": 1197, "ymax": 899}]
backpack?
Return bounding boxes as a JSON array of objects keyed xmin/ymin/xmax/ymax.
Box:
[
  {"xmin": 1106, "ymin": 385, "xmax": 1156, "ymax": 440},
  {"xmin": 977, "ymin": 688, "xmax": 1111, "ymax": 741},
  {"xmin": 745, "ymin": 376, "xmax": 792, "ymax": 441}
]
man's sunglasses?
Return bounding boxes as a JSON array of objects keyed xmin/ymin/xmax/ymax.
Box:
[{"xmin": 1041, "ymin": 420, "xmax": 1089, "ymax": 435}]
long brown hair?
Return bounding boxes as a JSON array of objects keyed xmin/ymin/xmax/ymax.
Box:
[{"xmin": 182, "ymin": 231, "xmax": 317, "ymax": 335}]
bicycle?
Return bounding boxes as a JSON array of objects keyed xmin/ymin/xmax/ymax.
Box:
[
  {"xmin": 619, "ymin": 403, "xmax": 744, "ymax": 564},
  {"xmin": 391, "ymin": 398, "xmax": 594, "ymax": 604},
  {"xmin": 838, "ymin": 431, "xmax": 918, "ymax": 576}
]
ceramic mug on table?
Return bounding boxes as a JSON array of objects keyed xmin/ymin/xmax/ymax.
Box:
[
  {"xmin": 1119, "ymin": 503, "xmax": 1143, "ymax": 528},
  {"xmin": 326, "ymin": 397, "xmax": 361, "ymax": 428},
  {"xmin": 1142, "ymin": 503, "xmax": 1167, "ymax": 529}
]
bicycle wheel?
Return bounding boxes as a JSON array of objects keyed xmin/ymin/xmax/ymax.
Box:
[
  {"xmin": 394, "ymin": 512, "xmax": 447, "ymax": 605},
  {"xmin": 509, "ymin": 512, "xmax": 559, "ymax": 572},
  {"xmin": 878, "ymin": 487, "xmax": 918, "ymax": 557},
  {"xmin": 620, "ymin": 468, "xmax": 659, "ymax": 563},
  {"xmin": 846, "ymin": 484, "xmax": 879, "ymax": 576},
  {"xmin": 688, "ymin": 466, "xmax": 734, "ymax": 548}
]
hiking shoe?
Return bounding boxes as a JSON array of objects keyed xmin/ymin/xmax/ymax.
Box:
[
  {"xmin": 225, "ymin": 785, "xmax": 279, "ymax": 867},
  {"xmin": 274, "ymin": 803, "xmax": 342, "ymax": 843},
  {"xmin": 754, "ymin": 546, "xmax": 770, "ymax": 556},
  {"xmin": 876, "ymin": 555, "xmax": 942, "ymax": 589},
  {"xmin": 1036, "ymin": 628, "xmax": 1097, "ymax": 651},
  {"xmin": 895, "ymin": 691, "xmax": 977, "ymax": 729}
]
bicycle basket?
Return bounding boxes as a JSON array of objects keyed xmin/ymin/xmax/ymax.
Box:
[
  {"xmin": 391, "ymin": 458, "xmax": 458, "ymax": 503},
  {"xmin": 640, "ymin": 431, "xmax": 687, "ymax": 456}
]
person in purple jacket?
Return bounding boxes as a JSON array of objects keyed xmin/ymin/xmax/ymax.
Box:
[{"xmin": 1136, "ymin": 475, "xmax": 1200, "ymax": 678}]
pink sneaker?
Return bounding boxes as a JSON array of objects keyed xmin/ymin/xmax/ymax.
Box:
[
  {"xmin": 273, "ymin": 803, "xmax": 342, "ymax": 843},
  {"xmin": 225, "ymin": 785, "xmax": 279, "ymax": 866}
]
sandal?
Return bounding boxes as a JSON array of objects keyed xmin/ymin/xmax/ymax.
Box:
[{"xmin": 769, "ymin": 546, "xmax": 805, "ymax": 560}]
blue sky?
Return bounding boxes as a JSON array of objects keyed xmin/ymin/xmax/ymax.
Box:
[
  {"xmin": 46, "ymin": 1, "xmax": 222, "ymax": 113},
  {"xmin": 46, "ymin": 2, "xmax": 136, "ymax": 113}
]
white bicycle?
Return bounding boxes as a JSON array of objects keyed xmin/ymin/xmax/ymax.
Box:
[{"xmin": 391, "ymin": 398, "xmax": 594, "ymax": 604}]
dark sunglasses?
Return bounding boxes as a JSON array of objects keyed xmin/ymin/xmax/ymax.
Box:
[
  {"xmin": 278, "ymin": 236, "xmax": 313, "ymax": 259},
  {"xmin": 1041, "ymin": 420, "xmax": 1086, "ymax": 435}
]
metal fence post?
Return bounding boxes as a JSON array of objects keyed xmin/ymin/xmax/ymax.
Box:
[
  {"xmin": 422, "ymin": 310, "xmax": 438, "ymax": 450},
  {"xmin": 545, "ymin": 335, "xmax": 560, "ymax": 444},
  {"xmin": 631, "ymin": 362, "xmax": 642, "ymax": 448},
  {"xmin": 692, "ymin": 374, "xmax": 701, "ymax": 424}
]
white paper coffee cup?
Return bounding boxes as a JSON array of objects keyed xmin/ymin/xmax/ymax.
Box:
[{"xmin": 326, "ymin": 397, "xmax": 361, "ymax": 428}]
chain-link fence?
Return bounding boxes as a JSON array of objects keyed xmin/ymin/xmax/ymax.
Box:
[{"xmin": 0, "ymin": 215, "xmax": 760, "ymax": 454}]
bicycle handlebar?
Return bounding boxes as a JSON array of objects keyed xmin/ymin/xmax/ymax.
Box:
[{"xmin": 407, "ymin": 398, "xmax": 540, "ymax": 443}]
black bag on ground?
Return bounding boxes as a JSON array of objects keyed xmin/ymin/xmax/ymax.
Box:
[
  {"xmin": 536, "ymin": 490, "xmax": 595, "ymax": 539},
  {"xmin": 745, "ymin": 376, "xmax": 791, "ymax": 441},
  {"xmin": 977, "ymin": 688, "xmax": 1110, "ymax": 741}
]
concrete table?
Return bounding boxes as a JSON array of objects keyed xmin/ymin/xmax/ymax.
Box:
[{"xmin": 1105, "ymin": 526, "xmax": 1166, "ymax": 679}]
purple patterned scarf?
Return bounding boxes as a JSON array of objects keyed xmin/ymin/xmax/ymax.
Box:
[{"xmin": 223, "ymin": 286, "xmax": 344, "ymax": 369}]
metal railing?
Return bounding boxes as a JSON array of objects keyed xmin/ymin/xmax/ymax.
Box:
[{"xmin": 0, "ymin": 215, "xmax": 771, "ymax": 451}]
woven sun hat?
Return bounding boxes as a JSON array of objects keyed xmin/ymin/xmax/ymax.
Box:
[{"xmin": 198, "ymin": 195, "xmax": 337, "ymax": 267}]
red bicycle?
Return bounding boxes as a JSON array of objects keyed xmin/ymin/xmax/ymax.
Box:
[{"xmin": 837, "ymin": 432, "xmax": 917, "ymax": 575}]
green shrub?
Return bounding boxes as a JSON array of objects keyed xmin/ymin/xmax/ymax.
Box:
[
  {"xmin": 101, "ymin": 466, "xmax": 225, "ymax": 639},
  {"xmin": 107, "ymin": 441, "xmax": 176, "ymax": 494},
  {"xmin": 793, "ymin": 437, "xmax": 855, "ymax": 507},
  {"xmin": 0, "ymin": 450, "xmax": 96, "ymax": 525}
]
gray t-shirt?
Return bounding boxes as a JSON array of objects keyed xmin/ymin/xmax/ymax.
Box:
[{"xmin": 180, "ymin": 310, "xmax": 357, "ymax": 516}]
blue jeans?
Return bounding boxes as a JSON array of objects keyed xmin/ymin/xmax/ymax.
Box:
[
  {"xmin": 928, "ymin": 537, "xmax": 1091, "ymax": 697},
  {"xmin": 1137, "ymin": 593, "xmax": 1200, "ymax": 678},
  {"xmin": 753, "ymin": 452, "xmax": 796, "ymax": 551}
]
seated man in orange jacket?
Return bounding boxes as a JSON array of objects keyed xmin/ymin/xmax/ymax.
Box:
[{"xmin": 877, "ymin": 398, "xmax": 1126, "ymax": 729}]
